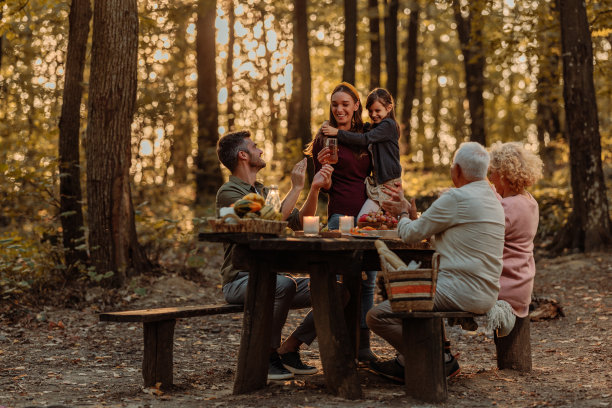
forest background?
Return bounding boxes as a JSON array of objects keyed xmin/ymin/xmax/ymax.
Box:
[{"xmin": 0, "ymin": 0, "xmax": 610, "ymax": 302}]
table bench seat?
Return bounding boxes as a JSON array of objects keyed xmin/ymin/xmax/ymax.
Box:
[
  {"xmin": 100, "ymin": 303, "xmax": 245, "ymax": 388},
  {"xmin": 380, "ymin": 310, "xmax": 531, "ymax": 403}
]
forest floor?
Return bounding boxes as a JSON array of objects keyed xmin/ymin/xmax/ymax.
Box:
[{"xmin": 1, "ymin": 245, "xmax": 611, "ymax": 408}]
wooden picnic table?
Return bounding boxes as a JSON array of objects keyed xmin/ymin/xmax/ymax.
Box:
[{"xmin": 199, "ymin": 232, "xmax": 434, "ymax": 400}]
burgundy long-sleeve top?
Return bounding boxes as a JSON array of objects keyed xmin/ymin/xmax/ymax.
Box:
[{"xmin": 312, "ymin": 133, "xmax": 372, "ymax": 217}]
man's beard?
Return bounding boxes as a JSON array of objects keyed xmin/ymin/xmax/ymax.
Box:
[{"xmin": 247, "ymin": 152, "xmax": 266, "ymax": 170}]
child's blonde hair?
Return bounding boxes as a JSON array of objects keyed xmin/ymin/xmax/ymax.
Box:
[{"xmin": 489, "ymin": 142, "xmax": 544, "ymax": 193}]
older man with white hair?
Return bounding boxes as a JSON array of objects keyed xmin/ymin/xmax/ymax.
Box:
[{"xmin": 366, "ymin": 142, "xmax": 505, "ymax": 383}]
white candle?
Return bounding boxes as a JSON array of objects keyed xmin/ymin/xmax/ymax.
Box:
[
  {"xmin": 303, "ymin": 216, "xmax": 320, "ymax": 236},
  {"xmin": 339, "ymin": 216, "xmax": 354, "ymax": 234}
]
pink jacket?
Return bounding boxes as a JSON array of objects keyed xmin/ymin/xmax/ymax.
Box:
[{"xmin": 498, "ymin": 193, "xmax": 539, "ymax": 317}]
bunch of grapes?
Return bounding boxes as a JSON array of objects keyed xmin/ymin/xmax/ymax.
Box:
[{"xmin": 358, "ymin": 210, "xmax": 398, "ymax": 229}]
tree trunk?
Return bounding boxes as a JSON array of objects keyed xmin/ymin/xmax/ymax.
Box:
[
  {"xmin": 290, "ymin": 0, "xmax": 312, "ymax": 178},
  {"xmin": 368, "ymin": 0, "xmax": 381, "ymax": 90},
  {"xmin": 86, "ymin": 0, "xmax": 150, "ymax": 287},
  {"xmin": 384, "ymin": 0, "xmax": 398, "ymax": 99},
  {"xmin": 535, "ymin": 0, "xmax": 564, "ymax": 179},
  {"xmin": 343, "ymin": 0, "xmax": 357, "ymax": 84},
  {"xmin": 58, "ymin": 0, "xmax": 91, "ymax": 274},
  {"xmin": 556, "ymin": 0, "xmax": 611, "ymax": 252},
  {"xmin": 195, "ymin": 0, "xmax": 223, "ymax": 205},
  {"xmin": 400, "ymin": 3, "xmax": 419, "ymax": 155},
  {"xmin": 226, "ymin": 0, "xmax": 236, "ymax": 131},
  {"xmin": 452, "ymin": 0, "xmax": 486, "ymax": 146}
]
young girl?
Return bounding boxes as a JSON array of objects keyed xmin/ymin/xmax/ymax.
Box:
[
  {"xmin": 321, "ymin": 87, "xmax": 402, "ymax": 217},
  {"xmin": 488, "ymin": 142, "xmax": 543, "ymax": 320}
]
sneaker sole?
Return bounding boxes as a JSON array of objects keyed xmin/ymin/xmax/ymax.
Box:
[
  {"xmin": 367, "ymin": 367, "xmax": 404, "ymax": 384},
  {"xmin": 282, "ymin": 364, "xmax": 318, "ymax": 375},
  {"xmin": 447, "ymin": 367, "xmax": 461, "ymax": 379},
  {"xmin": 267, "ymin": 372, "xmax": 294, "ymax": 381}
]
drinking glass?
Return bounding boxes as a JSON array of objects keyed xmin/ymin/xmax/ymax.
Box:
[{"xmin": 325, "ymin": 138, "xmax": 338, "ymax": 164}]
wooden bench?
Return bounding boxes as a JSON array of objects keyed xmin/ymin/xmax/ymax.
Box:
[
  {"xmin": 99, "ymin": 303, "xmax": 244, "ymax": 389},
  {"xmin": 380, "ymin": 311, "xmax": 531, "ymax": 403}
]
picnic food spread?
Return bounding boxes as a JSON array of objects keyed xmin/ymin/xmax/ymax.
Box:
[{"xmin": 357, "ymin": 210, "xmax": 398, "ymax": 230}]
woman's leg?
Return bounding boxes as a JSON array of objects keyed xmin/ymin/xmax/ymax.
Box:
[{"xmin": 359, "ymin": 270, "xmax": 380, "ymax": 363}]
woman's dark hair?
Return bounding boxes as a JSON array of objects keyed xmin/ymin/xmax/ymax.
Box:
[
  {"xmin": 366, "ymin": 88, "xmax": 400, "ymax": 138},
  {"xmin": 304, "ymin": 83, "xmax": 364, "ymax": 156},
  {"xmin": 217, "ymin": 130, "xmax": 250, "ymax": 172}
]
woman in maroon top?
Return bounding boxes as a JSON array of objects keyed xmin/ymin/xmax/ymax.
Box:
[{"xmin": 305, "ymin": 82, "xmax": 378, "ymax": 364}]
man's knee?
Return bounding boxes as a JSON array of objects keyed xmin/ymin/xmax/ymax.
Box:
[{"xmin": 276, "ymin": 275, "xmax": 297, "ymax": 299}]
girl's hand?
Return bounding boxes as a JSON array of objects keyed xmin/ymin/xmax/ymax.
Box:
[
  {"xmin": 321, "ymin": 124, "xmax": 338, "ymax": 136},
  {"xmin": 317, "ymin": 147, "xmax": 331, "ymax": 165},
  {"xmin": 312, "ymin": 164, "xmax": 334, "ymax": 190}
]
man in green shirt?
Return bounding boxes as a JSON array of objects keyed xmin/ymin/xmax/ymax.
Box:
[{"xmin": 216, "ymin": 130, "xmax": 333, "ymax": 381}]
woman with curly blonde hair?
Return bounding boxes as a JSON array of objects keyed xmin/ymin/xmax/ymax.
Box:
[{"xmin": 488, "ymin": 142, "xmax": 543, "ymax": 318}]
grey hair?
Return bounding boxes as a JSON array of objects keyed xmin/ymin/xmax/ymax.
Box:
[{"xmin": 453, "ymin": 142, "xmax": 489, "ymax": 180}]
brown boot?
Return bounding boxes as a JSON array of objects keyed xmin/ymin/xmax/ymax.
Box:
[{"xmin": 358, "ymin": 328, "xmax": 379, "ymax": 365}]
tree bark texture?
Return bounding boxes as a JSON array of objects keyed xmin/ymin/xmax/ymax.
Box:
[
  {"xmin": 288, "ymin": 0, "xmax": 312, "ymax": 178},
  {"xmin": 558, "ymin": 0, "xmax": 611, "ymax": 251},
  {"xmin": 536, "ymin": 0, "xmax": 564, "ymax": 179},
  {"xmin": 86, "ymin": 0, "xmax": 150, "ymax": 286},
  {"xmin": 452, "ymin": 0, "xmax": 486, "ymax": 146},
  {"xmin": 342, "ymin": 0, "xmax": 357, "ymax": 85},
  {"xmin": 400, "ymin": 3, "xmax": 419, "ymax": 155},
  {"xmin": 368, "ymin": 0, "xmax": 380, "ymax": 90},
  {"xmin": 225, "ymin": 0, "xmax": 235, "ymax": 131},
  {"xmin": 384, "ymin": 0, "xmax": 398, "ymax": 99},
  {"xmin": 58, "ymin": 0, "xmax": 91, "ymax": 273},
  {"xmin": 195, "ymin": 0, "xmax": 223, "ymax": 205}
]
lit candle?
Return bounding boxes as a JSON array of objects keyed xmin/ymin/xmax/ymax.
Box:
[
  {"xmin": 339, "ymin": 216, "xmax": 354, "ymax": 234},
  {"xmin": 303, "ymin": 216, "xmax": 320, "ymax": 236}
]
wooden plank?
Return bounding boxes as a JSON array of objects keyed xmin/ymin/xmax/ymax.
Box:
[
  {"xmin": 233, "ymin": 258, "xmax": 276, "ymax": 394},
  {"xmin": 380, "ymin": 311, "xmax": 478, "ymax": 319},
  {"xmin": 494, "ymin": 316, "xmax": 532, "ymax": 372},
  {"xmin": 142, "ymin": 319, "xmax": 175, "ymax": 389},
  {"xmin": 402, "ymin": 317, "xmax": 447, "ymax": 403},
  {"xmin": 310, "ymin": 263, "xmax": 363, "ymax": 400},
  {"xmin": 99, "ymin": 303, "xmax": 244, "ymax": 323}
]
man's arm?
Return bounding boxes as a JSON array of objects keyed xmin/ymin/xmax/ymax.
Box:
[
  {"xmin": 298, "ymin": 164, "xmax": 334, "ymax": 222},
  {"xmin": 280, "ymin": 158, "xmax": 307, "ymax": 221},
  {"xmin": 216, "ymin": 184, "xmax": 247, "ymax": 216}
]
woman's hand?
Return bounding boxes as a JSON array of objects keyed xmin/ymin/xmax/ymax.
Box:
[
  {"xmin": 317, "ymin": 146, "xmax": 331, "ymax": 165},
  {"xmin": 290, "ymin": 158, "xmax": 307, "ymax": 191},
  {"xmin": 321, "ymin": 123, "xmax": 338, "ymax": 136},
  {"xmin": 312, "ymin": 164, "xmax": 334, "ymax": 190}
]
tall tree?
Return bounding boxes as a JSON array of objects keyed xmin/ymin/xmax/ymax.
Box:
[
  {"xmin": 535, "ymin": 0, "xmax": 564, "ymax": 178},
  {"xmin": 86, "ymin": 0, "xmax": 150, "ymax": 286},
  {"xmin": 58, "ymin": 0, "xmax": 91, "ymax": 273},
  {"xmin": 195, "ymin": 0, "xmax": 223, "ymax": 205},
  {"xmin": 557, "ymin": 0, "xmax": 611, "ymax": 251},
  {"xmin": 384, "ymin": 0, "xmax": 398, "ymax": 98},
  {"xmin": 400, "ymin": 2, "xmax": 419, "ymax": 155},
  {"xmin": 368, "ymin": 0, "xmax": 381, "ymax": 89},
  {"xmin": 225, "ymin": 0, "xmax": 236, "ymax": 131},
  {"xmin": 452, "ymin": 0, "xmax": 486, "ymax": 146},
  {"xmin": 343, "ymin": 0, "xmax": 357, "ymax": 84},
  {"xmin": 287, "ymin": 0, "xmax": 312, "ymax": 175}
]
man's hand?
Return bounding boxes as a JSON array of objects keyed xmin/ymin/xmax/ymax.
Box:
[
  {"xmin": 321, "ymin": 123, "xmax": 339, "ymax": 136},
  {"xmin": 381, "ymin": 183, "xmax": 411, "ymax": 217},
  {"xmin": 312, "ymin": 164, "xmax": 334, "ymax": 190},
  {"xmin": 290, "ymin": 158, "xmax": 307, "ymax": 191}
]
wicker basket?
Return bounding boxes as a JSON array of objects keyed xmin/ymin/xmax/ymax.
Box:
[
  {"xmin": 378, "ymin": 242, "xmax": 439, "ymax": 312},
  {"xmin": 208, "ymin": 214, "xmax": 287, "ymax": 235}
]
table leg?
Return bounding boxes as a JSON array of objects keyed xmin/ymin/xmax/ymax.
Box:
[
  {"xmin": 342, "ymin": 251, "xmax": 363, "ymax": 360},
  {"xmin": 309, "ymin": 263, "xmax": 362, "ymax": 400},
  {"xmin": 233, "ymin": 259, "xmax": 276, "ymax": 394},
  {"xmin": 402, "ymin": 317, "xmax": 447, "ymax": 403}
]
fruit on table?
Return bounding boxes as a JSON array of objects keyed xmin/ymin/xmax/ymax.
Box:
[
  {"xmin": 358, "ymin": 210, "xmax": 398, "ymax": 228},
  {"xmin": 242, "ymin": 193, "xmax": 266, "ymax": 206},
  {"xmin": 233, "ymin": 199, "xmax": 262, "ymax": 217}
]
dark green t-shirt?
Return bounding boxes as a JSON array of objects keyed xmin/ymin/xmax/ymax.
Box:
[{"xmin": 215, "ymin": 175, "xmax": 302, "ymax": 285}]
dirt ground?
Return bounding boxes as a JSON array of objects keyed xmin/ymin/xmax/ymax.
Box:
[{"xmin": 1, "ymin": 246, "xmax": 611, "ymax": 408}]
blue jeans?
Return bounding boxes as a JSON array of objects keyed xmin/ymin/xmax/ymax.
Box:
[{"xmin": 328, "ymin": 213, "xmax": 378, "ymax": 329}]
